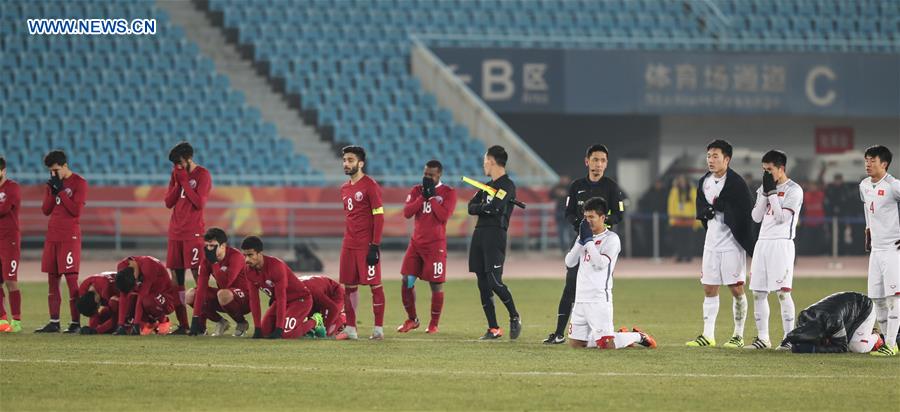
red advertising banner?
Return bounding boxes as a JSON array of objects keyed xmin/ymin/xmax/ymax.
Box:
[{"xmin": 814, "ymin": 127, "xmax": 854, "ymax": 154}]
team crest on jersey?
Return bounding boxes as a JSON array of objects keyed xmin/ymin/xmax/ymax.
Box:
[
  {"xmin": 189, "ymin": 179, "xmax": 198, "ymax": 189},
  {"xmin": 265, "ymin": 280, "xmax": 274, "ymax": 287},
  {"xmin": 355, "ymin": 191, "xmax": 364, "ymax": 202},
  {"xmin": 63, "ymin": 188, "xmax": 73, "ymax": 197},
  {"xmin": 594, "ymin": 240, "xmax": 603, "ymax": 246},
  {"xmin": 0, "ymin": 192, "xmax": 6, "ymax": 202},
  {"xmin": 220, "ymin": 266, "xmax": 228, "ymax": 272},
  {"xmin": 877, "ymin": 189, "xmax": 885, "ymax": 196},
  {"xmin": 778, "ymin": 192, "xmax": 785, "ymax": 197}
]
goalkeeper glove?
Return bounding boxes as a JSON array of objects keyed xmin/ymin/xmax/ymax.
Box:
[
  {"xmin": 578, "ymin": 219, "xmax": 593, "ymax": 245},
  {"xmin": 422, "ymin": 177, "xmax": 436, "ymax": 199},
  {"xmin": 762, "ymin": 171, "xmax": 777, "ymax": 196},
  {"xmin": 47, "ymin": 174, "xmax": 63, "ymax": 195},
  {"xmin": 366, "ymin": 244, "xmax": 380, "ymax": 266}
]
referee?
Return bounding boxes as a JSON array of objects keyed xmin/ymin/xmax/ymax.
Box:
[
  {"xmin": 544, "ymin": 144, "xmax": 626, "ymax": 344},
  {"xmin": 468, "ymin": 145, "xmax": 521, "ymax": 340}
]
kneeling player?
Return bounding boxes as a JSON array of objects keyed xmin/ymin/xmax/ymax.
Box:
[
  {"xmin": 114, "ymin": 256, "xmax": 182, "ymax": 335},
  {"xmin": 187, "ymin": 228, "xmax": 251, "ymax": 337},
  {"xmin": 301, "ymin": 275, "xmax": 345, "ymax": 337},
  {"xmin": 782, "ymin": 291, "xmax": 887, "ymax": 355},
  {"xmin": 75, "ymin": 272, "xmax": 135, "ymax": 334},
  {"xmin": 241, "ymin": 236, "xmax": 318, "ymax": 339},
  {"xmin": 565, "ymin": 197, "xmax": 656, "ymax": 350}
]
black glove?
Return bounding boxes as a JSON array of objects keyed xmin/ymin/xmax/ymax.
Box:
[
  {"xmin": 79, "ymin": 327, "xmax": 97, "ymax": 335},
  {"xmin": 701, "ymin": 205, "xmax": 716, "ymax": 221},
  {"xmin": 252, "ymin": 328, "xmax": 263, "ymax": 339},
  {"xmin": 762, "ymin": 171, "xmax": 777, "ymax": 196},
  {"xmin": 422, "ymin": 177, "xmax": 436, "ymax": 199},
  {"xmin": 578, "ymin": 219, "xmax": 593, "ymax": 245},
  {"xmin": 113, "ymin": 325, "xmax": 129, "ymax": 335},
  {"xmin": 47, "ymin": 174, "xmax": 63, "ymax": 195},
  {"xmin": 267, "ymin": 328, "xmax": 283, "ymax": 339},
  {"xmin": 189, "ymin": 316, "xmax": 203, "ymax": 336},
  {"xmin": 865, "ymin": 229, "xmax": 872, "ymax": 252},
  {"xmin": 366, "ymin": 244, "xmax": 380, "ymax": 266}
]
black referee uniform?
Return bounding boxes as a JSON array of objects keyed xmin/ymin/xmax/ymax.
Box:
[
  {"xmin": 468, "ymin": 174, "xmax": 521, "ymax": 339},
  {"xmin": 546, "ymin": 175, "xmax": 626, "ymax": 342}
]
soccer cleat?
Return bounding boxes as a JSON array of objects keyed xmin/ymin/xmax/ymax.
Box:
[
  {"xmin": 335, "ymin": 326, "xmax": 358, "ymax": 340},
  {"xmin": 776, "ymin": 342, "xmax": 792, "ymax": 351},
  {"xmin": 6, "ymin": 320, "xmax": 22, "ymax": 333},
  {"xmin": 426, "ymin": 325, "xmax": 439, "ymax": 334},
  {"xmin": 168, "ymin": 326, "xmax": 188, "ymax": 335},
  {"xmin": 62, "ymin": 322, "xmax": 81, "ymax": 334},
  {"xmin": 140, "ymin": 322, "xmax": 157, "ymax": 336},
  {"xmin": 543, "ymin": 332, "xmax": 566, "ymax": 345},
  {"xmin": 234, "ymin": 321, "xmax": 250, "ymax": 337},
  {"xmin": 34, "ymin": 322, "xmax": 61, "ymax": 333},
  {"xmin": 632, "ymin": 327, "xmax": 657, "ymax": 349},
  {"xmin": 0, "ymin": 320, "xmax": 9, "ymax": 332},
  {"xmin": 722, "ymin": 336, "xmax": 744, "ymax": 349},
  {"xmin": 509, "ymin": 317, "xmax": 522, "ymax": 340},
  {"xmin": 745, "ymin": 337, "xmax": 771, "ymax": 350},
  {"xmin": 370, "ymin": 326, "xmax": 384, "ymax": 340},
  {"xmin": 479, "ymin": 327, "xmax": 503, "ymax": 340},
  {"xmin": 311, "ymin": 313, "xmax": 326, "ymax": 338},
  {"xmin": 870, "ymin": 344, "xmax": 898, "ymax": 357},
  {"xmin": 157, "ymin": 319, "xmax": 172, "ymax": 335},
  {"xmin": 685, "ymin": 334, "xmax": 715, "ymax": 347},
  {"xmin": 396, "ymin": 318, "xmax": 420, "ymax": 333},
  {"xmin": 210, "ymin": 319, "xmax": 230, "ymax": 337}
]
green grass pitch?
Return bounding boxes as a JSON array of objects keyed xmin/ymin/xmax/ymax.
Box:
[{"xmin": 1, "ymin": 277, "xmax": 897, "ymax": 411}]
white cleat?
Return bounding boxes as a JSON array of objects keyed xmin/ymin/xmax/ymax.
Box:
[
  {"xmin": 336, "ymin": 326, "xmax": 358, "ymax": 340},
  {"xmin": 370, "ymin": 326, "xmax": 384, "ymax": 340},
  {"xmin": 234, "ymin": 321, "xmax": 250, "ymax": 337},
  {"xmin": 210, "ymin": 319, "xmax": 230, "ymax": 337}
]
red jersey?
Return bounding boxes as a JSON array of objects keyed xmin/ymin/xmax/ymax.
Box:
[
  {"xmin": 245, "ymin": 255, "xmax": 311, "ymax": 329},
  {"xmin": 340, "ymin": 175, "xmax": 384, "ymax": 250},
  {"xmin": 165, "ymin": 165, "xmax": 212, "ymax": 240},
  {"xmin": 194, "ymin": 246, "xmax": 248, "ymax": 319},
  {"xmin": 78, "ymin": 272, "xmax": 120, "ymax": 303},
  {"xmin": 116, "ymin": 255, "xmax": 174, "ymax": 326},
  {"xmin": 403, "ymin": 183, "xmax": 457, "ymax": 251},
  {"xmin": 41, "ymin": 173, "xmax": 87, "ymax": 242},
  {"xmin": 0, "ymin": 179, "xmax": 21, "ymax": 239},
  {"xmin": 299, "ymin": 275, "xmax": 344, "ymax": 333}
]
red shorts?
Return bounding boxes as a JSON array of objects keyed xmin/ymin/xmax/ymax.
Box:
[
  {"xmin": 0, "ymin": 237, "xmax": 21, "ymax": 282},
  {"xmin": 41, "ymin": 240, "xmax": 81, "ymax": 274},
  {"xmin": 261, "ymin": 297, "xmax": 314, "ymax": 338},
  {"xmin": 339, "ymin": 248, "xmax": 381, "ymax": 285},
  {"xmin": 198, "ymin": 287, "xmax": 251, "ymax": 318},
  {"xmin": 139, "ymin": 292, "xmax": 177, "ymax": 322},
  {"xmin": 166, "ymin": 237, "xmax": 204, "ymax": 270},
  {"xmin": 400, "ymin": 245, "xmax": 447, "ymax": 283}
]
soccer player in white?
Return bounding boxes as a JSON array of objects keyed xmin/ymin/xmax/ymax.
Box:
[
  {"xmin": 859, "ymin": 145, "xmax": 900, "ymax": 357},
  {"xmin": 746, "ymin": 150, "xmax": 802, "ymax": 350},
  {"xmin": 687, "ymin": 140, "xmax": 756, "ymax": 348},
  {"xmin": 566, "ymin": 197, "xmax": 656, "ymax": 350}
]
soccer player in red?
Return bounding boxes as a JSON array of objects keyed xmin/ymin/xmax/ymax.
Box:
[
  {"xmin": 164, "ymin": 142, "xmax": 211, "ymax": 335},
  {"xmin": 0, "ymin": 157, "xmax": 23, "ymax": 333},
  {"xmin": 335, "ymin": 146, "xmax": 386, "ymax": 340},
  {"xmin": 36, "ymin": 150, "xmax": 88, "ymax": 334},
  {"xmin": 113, "ymin": 255, "xmax": 182, "ymax": 335},
  {"xmin": 240, "ymin": 236, "xmax": 318, "ymax": 339},
  {"xmin": 300, "ymin": 275, "xmax": 345, "ymax": 336},
  {"xmin": 397, "ymin": 160, "xmax": 457, "ymax": 334},
  {"xmin": 186, "ymin": 227, "xmax": 251, "ymax": 337},
  {"xmin": 75, "ymin": 272, "xmax": 135, "ymax": 335}
]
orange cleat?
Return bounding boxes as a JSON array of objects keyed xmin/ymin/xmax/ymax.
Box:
[
  {"xmin": 156, "ymin": 318, "xmax": 171, "ymax": 335},
  {"xmin": 140, "ymin": 322, "xmax": 158, "ymax": 336},
  {"xmin": 396, "ymin": 318, "xmax": 420, "ymax": 333},
  {"xmin": 426, "ymin": 325, "xmax": 439, "ymax": 334},
  {"xmin": 632, "ymin": 327, "xmax": 657, "ymax": 349}
]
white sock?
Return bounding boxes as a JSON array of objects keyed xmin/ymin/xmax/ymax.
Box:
[
  {"xmin": 887, "ymin": 296, "xmax": 900, "ymax": 348},
  {"xmin": 614, "ymin": 332, "xmax": 642, "ymax": 349},
  {"xmin": 703, "ymin": 296, "xmax": 719, "ymax": 338},
  {"xmin": 373, "ymin": 325, "xmax": 384, "ymax": 336},
  {"xmin": 777, "ymin": 291, "xmax": 795, "ymax": 340},
  {"xmin": 586, "ymin": 338, "xmax": 598, "ymax": 348},
  {"xmin": 733, "ymin": 294, "xmax": 747, "ymax": 338},
  {"xmin": 753, "ymin": 291, "xmax": 770, "ymax": 342},
  {"xmin": 874, "ymin": 298, "xmax": 888, "ymax": 335}
]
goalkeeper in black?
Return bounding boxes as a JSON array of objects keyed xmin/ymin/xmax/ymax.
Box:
[
  {"xmin": 544, "ymin": 144, "xmax": 626, "ymax": 344},
  {"xmin": 782, "ymin": 291, "xmax": 890, "ymax": 354},
  {"xmin": 468, "ymin": 145, "xmax": 521, "ymax": 340}
]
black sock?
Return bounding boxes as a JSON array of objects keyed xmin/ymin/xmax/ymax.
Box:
[
  {"xmin": 476, "ymin": 273, "xmax": 499, "ymax": 329},
  {"xmin": 174, "ymin": 269, "xmax": 186, "ymax": 286},
  {"xmin": 489, "ymin": 271, "xmax": 518, "ymax": 319},
  {"xmin": 554, "ymin": 267, "xmax": 577, "ymax": 335}
]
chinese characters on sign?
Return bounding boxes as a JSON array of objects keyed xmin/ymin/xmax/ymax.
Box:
[{"xmin": 644, "ymin": 62, "xmax": 787, "ymax": 111}]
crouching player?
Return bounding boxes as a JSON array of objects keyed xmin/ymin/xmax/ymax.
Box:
[
  {"xmin": 565, "ymin": 197, "xmax": 656, "ymax": 350},
  {"xmin": 241, "ymin": 236, "xmax": 319, "ymax": 339},
  {"xmin": 114, "ymin": 256, "xmax": 182, "ymax": 335},
  {"xmin": 301, "ymin": 275, "xmax": 345, "ymax": 337},
  {"xmin": 76, "ymin": 272, "xmax": 134, "ymax": 334},
  {"xmin": 187, "ymin": 228, "xmax": 251, "ymax": 337},
  {"xmin": 782, "ymin": 291, "xmax": 888, "ymax": 354}
]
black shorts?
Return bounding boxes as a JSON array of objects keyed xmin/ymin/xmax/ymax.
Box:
[{"xmin": 468, "ymin": 227, "xmax": 507, "ymax": 275}]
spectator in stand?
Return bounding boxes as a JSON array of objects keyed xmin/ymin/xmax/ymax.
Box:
[
  {"xmin": 824, "ymin": 174, "xmax": 863, "ymax": 254},
  {"xmin": 667, "ymin": 175, "xmax": 699, "ymax": 262}
]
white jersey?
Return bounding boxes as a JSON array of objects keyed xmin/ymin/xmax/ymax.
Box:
[
  {"xmin": 859, "ymin": 174, "xmax": 900, "ymax": 251},
  {"xmin": 751, "ymin": 179, "xmax": 804, "ymax": 240},
  {"xmin": 702, "ymin": 173, "xmax": 741, "ymax": 252},
  {"xmin": 565, "ymin": 229, "xmax": 621, "ymax": 303}
]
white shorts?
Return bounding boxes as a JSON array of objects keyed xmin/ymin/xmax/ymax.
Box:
[
  {"xmin": 749, "ymin": 239, "xmax": 795, "ymax": 292},
  {"xmin": 568, "ymin": 301, "xmax": 613, "ymax": 342},
  {"xmin": 867, "ymin": 249, "xmax": 900, "ymax": 298},
  {"xmin": 701, "ymin": 249, "xmax": 747, "ymax": 286},
  {"xmin": 848, "ymin": 307, "xmax": 878, "ymax": 354}
]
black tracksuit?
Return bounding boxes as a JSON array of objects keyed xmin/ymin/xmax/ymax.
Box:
[{"xmin": 784, "ymin": 292, "xmax": 874, "ymax": 353}]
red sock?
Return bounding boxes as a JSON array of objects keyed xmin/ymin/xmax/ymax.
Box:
[
  {"xmin": 65, "ymin": 273, "xmax": 80, "ymax": 323},
  {"xmin": 401, "ymin": 284, "xmax": 417, "ymax": 320},
  {"xmin": 430, "ymin": 291, "xmax": 444, "ymax": 328},
  {"xmin": 48, "ymin": 274, "xmax": 62, "ymax": 320},
  {"xmin": 175, "ymin": 304, "xmax": 189, "ymax": 328},
  {"xmin": 345, "ymin": 288, "xmax": 358, "ymax": 327},
  {"xmin": 222, "ymin": 299, "xmax": 246, "ymax": 323},
  {"xmin": 10, "ymin": 290, "xmax": 21, "ymax": 320},
  {"xmin": 372, "ymin": 286, "xmax": 385, "ymax": 327},
  {"xmin": 0, "ymin": 288, "xmax": 6, "ymax": 319}
]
